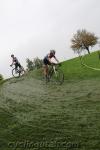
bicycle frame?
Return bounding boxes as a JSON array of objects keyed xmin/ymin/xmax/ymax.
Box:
[
  {"xmin": 48, "ymin": 64, "xmax": 60, "ymax": 78},
  {"xmin": 48, "ymin": 65, "xmax": 55, "ymax": 75},
  {"xmin": 11, "ymin": 66, "xmax": 20, "ymax": 73},
  {"xmin": 43, "ymin": 63, "xmax": 64, "ymax": 84},
  {"xmin": 52, "ymin": 65, "xmax": 58, "ymax": 76}
]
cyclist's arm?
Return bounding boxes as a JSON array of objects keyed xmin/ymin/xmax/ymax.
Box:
[
  {"xmin": 47, "ymin": 55, "xmax": 59, "ymax": 64},
  {"xmin": 54, "ymin": 56, "xmax": 59, "ymax": 63},
  {"xmin": 10, "ymin": 61, "xmax": 14, "ymax": 66},
  {"xmin": 10, "ymin": 60, "xmax": 15, "ymax": 66}
]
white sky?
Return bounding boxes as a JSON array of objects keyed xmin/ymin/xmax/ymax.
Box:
[{"xmin": 0, "ymin": 0, "xmax": 100, "ymax": 78}]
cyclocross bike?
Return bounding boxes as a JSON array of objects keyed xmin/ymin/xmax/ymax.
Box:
[
  {"xmin": 45, "ymin": 63, "xmax": 64, "ymax": 85},
  {"xmin": 11, "ymin": 66, "xmax": 25, "ymax": 78}
]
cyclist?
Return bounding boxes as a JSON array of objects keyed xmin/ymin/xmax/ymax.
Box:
[
  {"xmin": 43, "ymin": 50, "xmax": 59, "ymax": 78},
  {"xmin": 10, "ymin": 54, "xmax": 22, "ymax": 71}
]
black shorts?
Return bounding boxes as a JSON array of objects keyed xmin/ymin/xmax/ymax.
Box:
[
  {"xmin": 43, "ymin": 58, "xmax": 51, "ymax": 65},
  {"xmin": 15, "ymin": 63, "xmax": 21, "ymax": 69}
]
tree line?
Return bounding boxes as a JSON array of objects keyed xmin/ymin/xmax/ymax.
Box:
[{"xmin": 26, "ymin": 57, "xmax": 43, "ymax": 71}]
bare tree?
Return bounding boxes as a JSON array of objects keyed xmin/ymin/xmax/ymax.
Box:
[{"xmin": 71, "ymin": 29, "xmax": 98, "ymax": 54}]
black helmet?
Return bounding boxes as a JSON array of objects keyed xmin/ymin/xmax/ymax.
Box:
[{"xmin": 11, "ymin": 54, "xmax": 14, "ymax": 57}]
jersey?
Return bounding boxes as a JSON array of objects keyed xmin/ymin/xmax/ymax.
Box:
[
  {"xmin": 45, "ymin": 53, "xmax": 55, "ymax": 60},
  {"xmin": 12, "ymin": 57, "xmax": 19, "ymax": 64}
]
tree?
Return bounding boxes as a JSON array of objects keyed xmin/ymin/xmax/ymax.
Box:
[
  {"xmin": 26, "ymin": 58, "xmax": 34, "ymax": 71},
  {"xmin": 26, "ymin": 57, "xmax": 43, "ymax": 71},
  {"xmin": 0, "ymin": 74, "xmax": 3, "ymax": 81},
  {"xmin": 33, "ymin": 57, "xmax": 43, "ymax": 69},
  {"xmin": 71, "ymin": 29, "xmax": 98, "ymax": 54}
]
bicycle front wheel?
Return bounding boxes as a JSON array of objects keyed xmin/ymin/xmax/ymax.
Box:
[
  {"xmin": 51, "ymin": 69, "xmax": 64, "ymax": 85},
  {"xmin": 12, "ymin": 68, "xmax": 20, "ymax": 78}
]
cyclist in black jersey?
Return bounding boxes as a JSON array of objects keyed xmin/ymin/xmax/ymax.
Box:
[{"xmin": 10, "ymin": 54, "xmax": 22, "ymax": 70}]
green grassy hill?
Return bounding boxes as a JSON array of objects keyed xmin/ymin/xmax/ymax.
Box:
[
  {"xmin": 0, "ymin": 51, "xmax": 100, "ymax": 150},
  {"xmin": 61, "ymin": 51, "xmax": 100, "ymax": 80}
]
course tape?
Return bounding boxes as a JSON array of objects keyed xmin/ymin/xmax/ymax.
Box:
[{"xmin": 80, "ymin": 56, "xmax": 100, "ymax": 71}]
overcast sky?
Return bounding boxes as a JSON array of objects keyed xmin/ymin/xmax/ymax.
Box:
[{"xmin": 0, "ymin": 0, "xmax": 100, "ymax": 78}]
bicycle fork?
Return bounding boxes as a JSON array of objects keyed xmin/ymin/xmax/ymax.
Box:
[{"xmin": 53, "ymin": 66, "xmax": 58, "ymax": 76}]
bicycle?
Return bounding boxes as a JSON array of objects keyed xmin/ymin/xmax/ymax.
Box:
[
  {"xmin": 45, "ymin": 63, "xmax": 64, "ymax": 85},
  {"xmin": 10, "ymin": 65, "xmax": 25, "ymax": 78}
]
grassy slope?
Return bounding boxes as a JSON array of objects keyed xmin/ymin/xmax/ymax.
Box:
[
  {"xmin": 0, "ymin": 51, "xmax": 100, "ymax": 150},
  {"xmin": 61, "ymin": 51, "xmax": 100, "ymax": 80}
]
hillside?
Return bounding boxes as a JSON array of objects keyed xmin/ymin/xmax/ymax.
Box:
[
  {"xmin": 61, "ymin": 51, "xmax": 100, "ymax": 80},
  {"xmin": 0, "ymin": 51, "xmax": 100, "ymax": 150}
]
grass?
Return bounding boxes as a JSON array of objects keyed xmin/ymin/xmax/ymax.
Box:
[
  {"xmin": 61, "ymin": 51, "xmax": 100, "ymax": 80},
  {"xmin": 0, "ymin": 51, "xmax": 100, "ymax": 150}
]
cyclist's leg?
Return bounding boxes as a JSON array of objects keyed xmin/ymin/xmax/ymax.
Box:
[
  {"xmin": 18, "ymin": 63, "xmax": 25, "ymax": 76},
  {"xmin": 18, "ymin": 63, "xmax": 21, "ymax": 68},
  {"xmin": 18, "ymin": 63, "xmax": 22, "ymax": 71},
  {"xmin": 43, "ymin": 58, "xmax": 49, "ymax": 78},
  {"xmin": 15, "ymin": 63, "xmax": 18, "ymax": 73},
  {"xmin": 43, "ymin": 64, "xmax": 48, "ymax": 77}
]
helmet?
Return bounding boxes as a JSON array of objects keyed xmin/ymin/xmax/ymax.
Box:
[
  {"xmin": 50, "ymin": 50, "xmax": 56, "ymax": 54},
  {"xmin": 11, "ymin": 54, "xmax": 14, "ymax": 57}
]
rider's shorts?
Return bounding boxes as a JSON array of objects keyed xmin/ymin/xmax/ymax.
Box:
[{"xmin": 15, "ymin": 63, "xmax": 21, "ymax": 69}]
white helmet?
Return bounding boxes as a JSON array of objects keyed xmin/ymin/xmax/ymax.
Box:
[{"xmin": 50, "ymin": 50, "xmax": 56, "ymax": 54}]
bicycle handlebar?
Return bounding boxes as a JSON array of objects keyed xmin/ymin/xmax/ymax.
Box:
[{"xmin": 10, "ymin": 65, "xmax": 14, "ymax": 68}]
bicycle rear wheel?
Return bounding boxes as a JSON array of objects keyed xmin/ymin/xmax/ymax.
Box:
[
  {"xmin": 51, "ymin": 69, "xmax": 64, "ymax": 85},
  {"xmin": 19, "ymin": 67, "xmax": 25, "ymax": 77}
]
